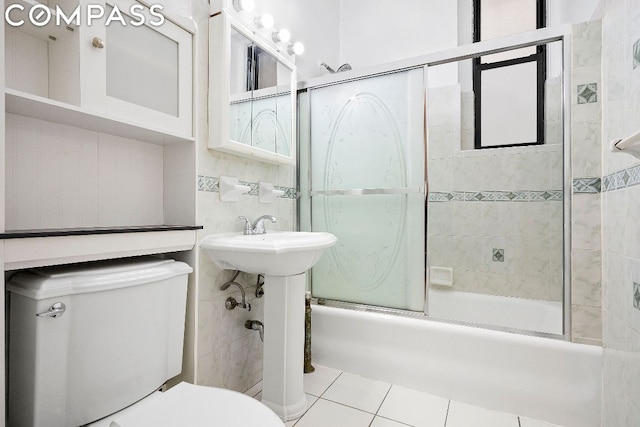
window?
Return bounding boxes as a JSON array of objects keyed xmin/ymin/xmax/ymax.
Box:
[{"xmin": 473, "ymin": 0, "xmax": 546, "ymax": 148}]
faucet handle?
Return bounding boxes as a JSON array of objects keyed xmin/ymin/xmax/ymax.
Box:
[{"xmin": 238, "ymin": 216, "xmax": 252, "ymax": 235}]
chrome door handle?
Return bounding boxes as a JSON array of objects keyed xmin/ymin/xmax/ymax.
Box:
[{"xmin": 36, "ymin": 302, "xmax": 66, "ymax": 318}]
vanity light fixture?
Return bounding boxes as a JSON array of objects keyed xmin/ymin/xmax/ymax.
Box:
[
  {"xmin": 254, "ymin": 13, "xmax": 274, "ymax": 29},
  {"xmin": 272, "ymin": 28, "xmax": 291, "ymax": 43},
  {"xmin": 287, "ymin": 41, "xmax": 304, "ymax": 55},
  {"xmin": 232, "ymin": 0, "xmax": 255, "ymax": 13}
]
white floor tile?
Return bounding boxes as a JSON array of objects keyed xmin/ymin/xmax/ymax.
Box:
[
  {"xmin": 305, "ymin": 393, "xmax": 320, "ymax": 408},
  {"xmin": 520, "ymin": 417, "xmax": 564, "ymax": 427},
  {"xmin": 446, "ymin": 401, "xmax": 519, "ymax": 427},
  {"xmin": 294, "ymin": 398, "xmax": 374, "ymax": 427},
  {"xmin": 245, "ymin": 380, "xmax": 262, "ymax": 397},
  {"xmin": 377, "ymin": 385, "xmax": 449, "ymax": 427},
  {"xmin": 322, "ymin": 372, "xmax": 391, "ymax": 413},
  {"xmin": 303, "ymin": 365, "xmax": 342, "ymax": 396},
  {"xmin": 285, "ymin": 394, "xmax": 321, "ymax": 426},
  {"xmin": 371, "ymin": 416, "xmax": 413, "ymax": 426}
]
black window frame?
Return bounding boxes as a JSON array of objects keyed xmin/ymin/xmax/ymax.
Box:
[{"xmin": 472, "ymin": 0, "xmax": 546, "ymax": 149}]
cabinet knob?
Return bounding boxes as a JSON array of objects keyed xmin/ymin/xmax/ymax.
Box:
[{"xmin": 92, "ymin": 37, "xmax": 105, "ymax": 49}]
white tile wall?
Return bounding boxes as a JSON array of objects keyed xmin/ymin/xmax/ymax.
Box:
[
  {"xmin": 427, "ymin": 83, "xmax": 565, "ymax": 304},
  {"xmin": 601, "ymin": 0, "xmax": 640, "ymax": 423},
  {"xmin": 570, "ymin": 20, "xmax": 604, "ymax": 346},
  {"xmin": 428, "ymin": 199, "xmax": 562, "ymax": 302},
  {"xmin": 427, "ymin": 20, "xmax": 605, "ymax": 343},
  {"xmin": 5, "ymin": 113, "xmax": 165, "ymax": 230}
]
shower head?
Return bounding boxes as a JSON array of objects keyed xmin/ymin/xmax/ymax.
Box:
[
  {"xmin": 319, "ymin": 62, "xmax": 352, "ymax": 74},
  {"xmin": 319, "ymin": 62, "xmax": 336, "ymax": 73}
]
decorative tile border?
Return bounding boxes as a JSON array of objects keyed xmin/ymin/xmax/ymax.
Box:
[
  {"xmin": 430, "ymin": 173, "xmax": 632, "ymax": 197},
  {"xmin": 573, "ymin": 177, "xmax": 601, "ymax": 193},
  {"xmin": 242, "ymin": 181, "xmax": 260, "ymax": 196},
  {"xmin": 197, "ymin": 175, "xmax": 297, "ymax": 199},
  {"xmin": 602, "ymin": 164, "xmax": 640, "ymax": 192},
  {"xmin": 197, "ymin": 175, "xmax": 219, "ymax": 192},
  {"xmin": 198, "ymin": 168, "xmax": 638, "ymax": 198},
  {"xmin": 428, "ymin": 190, "xmax": 563, "ymax": 202},
  {"xmin": 577, "ymin": 83, "xmax": 598, "ymax": 104},
  {"xmin": 278, "ymin": 186, "xmax": 298, "ymax": 199}
]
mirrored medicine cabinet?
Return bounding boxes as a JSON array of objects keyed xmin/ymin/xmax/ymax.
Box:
[{"xmin": 208, "ymin": 10, "xmax": 296, "ymax": 165}]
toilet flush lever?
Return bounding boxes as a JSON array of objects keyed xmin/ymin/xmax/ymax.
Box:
[{"xmin": 36, "ymin": 302, "xmax": 66, "ymax": 318}]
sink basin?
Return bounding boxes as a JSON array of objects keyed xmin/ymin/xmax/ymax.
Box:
[{"xmin": 199, "ymin": 231, "xmax": 337, "ymax": 276}]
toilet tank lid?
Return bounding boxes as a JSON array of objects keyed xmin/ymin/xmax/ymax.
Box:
[{"xmin": 7, "ymin": 257, "xmax": 193, "ymax": 300}]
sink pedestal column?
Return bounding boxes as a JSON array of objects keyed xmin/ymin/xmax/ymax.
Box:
[{"xmin": 261, "ymin": 272, "xmax": 307, "ymax": 421}]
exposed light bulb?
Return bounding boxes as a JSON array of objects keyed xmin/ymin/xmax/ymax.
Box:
[
  {"xmin": 288, "ymin": 42, "xmax": 304, "ymax": 55},
  {"xmin": 272, "ymin": 28, "xmax": 291, "ymax": 43},
  {"xmin": 232, "ymin": 0, "xmax": 255, "ymax": 12},
  {"xmin": 254, "ymin": 13, "xmax": 274, "ymax": 29}
]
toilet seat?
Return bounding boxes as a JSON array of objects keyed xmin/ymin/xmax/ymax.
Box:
[{"xmin": 96, "ymin": 382, "xmax": 284, "ymax": 427}]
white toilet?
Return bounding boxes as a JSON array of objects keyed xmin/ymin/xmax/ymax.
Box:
[{"xmin": 7, "ymin": 257, "xmax": 284, "ymax": 427}]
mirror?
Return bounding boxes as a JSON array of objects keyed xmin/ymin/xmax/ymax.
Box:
[
  {"xmin": 228, "ymin": 27, "xmax": 253, "ymax": 145},
  {"xmin": 209, "ymin": 11, "xmax": 296, "ymax": 165}
]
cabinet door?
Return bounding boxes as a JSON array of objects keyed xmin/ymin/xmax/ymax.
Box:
[{"xmin": 81, "ymin": 0, "xmax": 193, "ymax": 136}]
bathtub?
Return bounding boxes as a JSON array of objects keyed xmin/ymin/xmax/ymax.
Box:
[
  {"xmin": 311, "ymin": 305, "xmax": 602, "ymax": 427},
  {"xmin": 428, "ymin": 288, "xmax": 563, "ymax": 335}
]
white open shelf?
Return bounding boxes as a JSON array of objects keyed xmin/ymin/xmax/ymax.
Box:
[
  {"xmin": 5, "ymin": 88, "xmax": 195, "ymax": 145},
  {"xmin": 3, "ymin": 228, "xmax": 198, "ymax": 270},
  {"xmin": 4, "ymin": 0, "xmax": 79, "ymax": 42}
]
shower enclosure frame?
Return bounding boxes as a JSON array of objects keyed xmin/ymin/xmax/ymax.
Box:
[{"xmin": 297, "ymin": 25, "xmax": 573, "ymax": 341}]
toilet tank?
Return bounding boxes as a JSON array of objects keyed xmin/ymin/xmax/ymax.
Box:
[{"xmin": 7, "ymin": 257, "xmax": 193, "ymax": 427}]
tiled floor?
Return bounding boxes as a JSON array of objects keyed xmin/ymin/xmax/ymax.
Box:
[{"xmin": 244, "ymin": 365, "xmax": 564, "ymax": 427}]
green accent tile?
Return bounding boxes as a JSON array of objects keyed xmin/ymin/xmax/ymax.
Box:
[{"xmin": 577, "ymin": 83, "xmax": 597, "ymax": 104}]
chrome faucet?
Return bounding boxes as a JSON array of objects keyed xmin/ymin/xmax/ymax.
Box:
[{"xmin": 238, "ymin": 215, "xmax": 277, "ymax": 235}]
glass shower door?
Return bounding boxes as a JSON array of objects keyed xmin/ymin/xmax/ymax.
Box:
[{"xmin": 307, "ymin": 69, "xmax": 425, "ymax": 311}]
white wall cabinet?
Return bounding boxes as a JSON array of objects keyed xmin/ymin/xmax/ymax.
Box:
[
  {"xmin": 5, "ymin": 0, "xmax": 194, "ymax": 138},
  {"xmin": 209, "ymin": 10, "xmax": 296, "ymax": 165},
  {"xmin": 2, "ymin": 0, "xmax": 199, "ymax": 266},
  {"xmin": 79, "ymin": 0, "xmax": 193, "ymax": 136}
]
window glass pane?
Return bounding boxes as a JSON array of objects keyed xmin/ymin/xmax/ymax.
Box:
[
  {"xmin": 479, "ymin": 0, "xmax": 538, "ymax": 63},
  {"xmin": 480, "ymin": 0, "xmax": 537, "ymax": 40},
  {"xmin": 480, "ymin": 61, "xmax": 538, "ymax": 146}
]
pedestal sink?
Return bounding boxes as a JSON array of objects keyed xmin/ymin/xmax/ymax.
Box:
[{"xmin": 199, "ymin": 231, "xmax": 337, "ymax": 421}]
